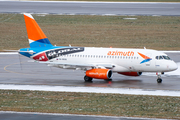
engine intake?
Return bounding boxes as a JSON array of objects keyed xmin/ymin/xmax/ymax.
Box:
[{"xmin": 86, "ymin": 69, "xmax": 112, "ymax": 79}]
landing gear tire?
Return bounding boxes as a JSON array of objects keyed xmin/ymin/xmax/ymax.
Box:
[
  {"xmin": 84, "ymin": 76, "xmax": 93, "ymax": 82},
  {"xmin": 157, "ymin": 78, "xmax": 162, "ymax": 83},
  {"xmin": 156, "ymin": 72, "xmax": 163, "ymax": 83}
]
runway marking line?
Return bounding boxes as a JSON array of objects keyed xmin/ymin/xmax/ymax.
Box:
[{"xmin": 4, "ymin": 62, "xmax": 31, "ymax": 75}]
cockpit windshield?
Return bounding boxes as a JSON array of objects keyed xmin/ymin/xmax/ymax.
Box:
[{"xmin": 155, "ymin": 55, "xmax": 171, "ymax": 60}]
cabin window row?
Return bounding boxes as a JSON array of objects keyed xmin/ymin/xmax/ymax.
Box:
[{"xmin": 60, "ymin": 54, "xmax": 139, "ymax": 59}]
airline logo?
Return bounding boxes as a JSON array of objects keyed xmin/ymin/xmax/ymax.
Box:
[
  {"xmin": 32, "ymin": 47, "xmax": 84, "ymax": 61},
  {"xmin": 138, "ymin": 52, "xmax": 152, "ymax": 64},
  {"xmin": 107, "ymin": 51, "xmax": 134, "ymax": 56},
  {"xmin": 45, "ymin": 47, "xmax": 84, "ymax": 60},
  {"xmin": 107, "ymin": 51, "xmax": 151, "ymax": 64}
]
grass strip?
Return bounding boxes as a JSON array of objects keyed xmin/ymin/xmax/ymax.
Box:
[
  {"xmin": 0, "ymin": 14, "xmax": 180, "ymax": 50},
  {"xmin": 0, "ymin": 90, "xmax": 180, "ymax": 119}
]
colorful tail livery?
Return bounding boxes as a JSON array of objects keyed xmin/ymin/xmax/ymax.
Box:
[
  {"xmin": 24, "ymin": 13, "xmax": 52, "ymax": 48},
  {"xmin": 19, "ymin": 13, "xmax": 178, "ymax": 83}
]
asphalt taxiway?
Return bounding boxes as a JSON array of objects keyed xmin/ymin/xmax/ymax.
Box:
[
  {"xmin": 0, "ymin": 1, "xmax": 180, "ymax": 16},
  {"xmin": 0, "ymin": 111, "xmax": 167, "ymax": 120},
  {"xmin": 0, "ymin": 53, "xmax": 180, "ymax": 91}
]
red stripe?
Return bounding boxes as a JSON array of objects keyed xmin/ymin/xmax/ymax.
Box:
[{"xmin": 33, "ymin": 52, "xmax": 48, "ymax": 61}]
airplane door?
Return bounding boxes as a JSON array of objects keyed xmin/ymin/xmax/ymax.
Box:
[{"xmin": 155, "ymin": 56, "xmax": 162, "ymax": 71}]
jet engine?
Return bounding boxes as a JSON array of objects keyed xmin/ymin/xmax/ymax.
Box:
[
  {"xmin": 118, "ymin": 72, "xmax": 142, "ymax": 76},
  {"xmin": 86, "ymin": 69, "xmax": 112, "ymax": 79}
]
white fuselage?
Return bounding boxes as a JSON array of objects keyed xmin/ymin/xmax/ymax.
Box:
[{"xmin": 44, "ymin": 47, "xmax": 177, "ymax": 73}]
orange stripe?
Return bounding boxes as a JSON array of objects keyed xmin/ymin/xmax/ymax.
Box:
[
  {"xmin": 24, "ymin": 14, "xmax": 47, "ymax": 41},
  {"xmin": 138, "ymin": 52, "xmax": 151, "ymax": 59}
]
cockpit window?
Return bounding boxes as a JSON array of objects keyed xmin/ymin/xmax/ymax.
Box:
[
  {"xmin": 159, "ymin": 56, "xmax": 163, "ymax": 59},
  {"xmin": 155, "ymin": 55, "xmax": 171, "ymax": 60},
  {"xmin": 162, "ymin": 56, "xmax": 171, "ymax": 60}
]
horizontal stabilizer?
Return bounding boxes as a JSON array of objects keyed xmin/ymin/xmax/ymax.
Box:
[{"xmin": 4, "ymin": 50, "xmax": 35, "ymax": 54}]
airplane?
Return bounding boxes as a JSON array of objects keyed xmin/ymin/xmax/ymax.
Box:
[{"xmin": 17, "ymin": 13, "xmax": 177, "ymax": 83}]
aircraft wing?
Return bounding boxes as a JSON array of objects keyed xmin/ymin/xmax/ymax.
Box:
[{"xmin": 39, "ymin": 61, "xmax": 115, "ymax": 69}]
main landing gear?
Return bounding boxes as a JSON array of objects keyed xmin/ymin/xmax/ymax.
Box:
[
  {"xmin": 84, "ymin": 75, "xmax": 93, "ymax": 82},
  {"xmin": 84, "ymin": 76, "xmax": 112, "ymax": 82},
  {"xmin": 156, "ymin": 72, "xmax": 164, "ymax": 83}
]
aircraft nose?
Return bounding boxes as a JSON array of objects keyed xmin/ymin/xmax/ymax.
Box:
[{"xmin": 169, "ymin": 61, "xmax": 178, "ymax": 71}]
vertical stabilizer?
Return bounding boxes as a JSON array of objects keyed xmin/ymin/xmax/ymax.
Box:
[{"xmin": 24, "ymin": 13, "xmax": 53, "ymax": 48}]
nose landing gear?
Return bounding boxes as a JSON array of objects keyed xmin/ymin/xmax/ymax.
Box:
[
  {"xmin": 156, "ymin": 72, "xmax": 164, "ymax": 83},
  {"xmin": 157, "ymin": 78, "xmax": 162, "ymax": 83}
]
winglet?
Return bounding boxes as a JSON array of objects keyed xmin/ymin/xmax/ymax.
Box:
[{"xmin": 24, "ymin": 13, "xmax": 53, "ymax": 48}]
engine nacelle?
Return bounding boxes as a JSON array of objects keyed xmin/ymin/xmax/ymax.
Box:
[
  {"xmin": 86, "ymin": 69, "xmax": 112, "ymax": 79},
  {"xmin": 118, "ymin": 72, "xmax": 142, "ymax": 76}
]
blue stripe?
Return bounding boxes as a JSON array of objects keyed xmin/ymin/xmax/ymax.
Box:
[
  {"xmin": 30, "ymin": 38, "xmax": 53, "ymax": 48},
  {"xmin": 140, "ymin": 59, "xmax": 152, "ymax": 64}
]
